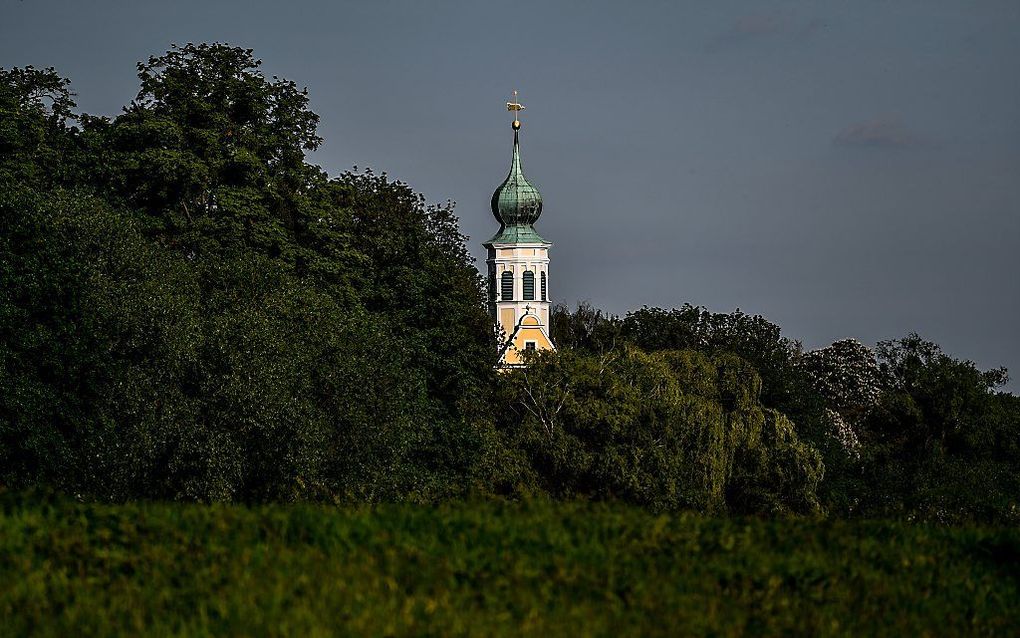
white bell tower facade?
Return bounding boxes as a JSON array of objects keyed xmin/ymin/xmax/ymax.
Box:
[{"xmin": 486, "ymin": 243, "xmax": 551, "ymax": 338}]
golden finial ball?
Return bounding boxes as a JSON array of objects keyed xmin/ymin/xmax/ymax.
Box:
[{"xmin": 512, "ymin": 119, "xmax": 521, "ymax": 130}]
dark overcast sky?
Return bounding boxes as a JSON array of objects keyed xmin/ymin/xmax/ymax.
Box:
[{"xmin": 4, "ymin": 0, "xmax": 1019, "ymax": 389}]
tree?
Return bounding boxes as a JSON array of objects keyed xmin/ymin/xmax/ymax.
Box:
[
  {"xmin": 550, "ymin": 301, "xmax": 621, "ymax": 353},
  {"xmin": 488, "ymin": 347, "xmax": 822, "ymax": 515},
  {"xmin": 846, "ymin": 335, "xmax": 1018, "ymax": 523},
  {"xmin": 326, "ymin": 170, "xmax": 496, "ymax": 417},
  {"xmin": 797, "ymin": 339, "xmax": 882, "ymax": 457},
  {"xmin": 619, "ymin": 305, "xmax": 821, "ymax": 418},
  {"xmin": 92, "ymin": 43, "xmax": 322, "ymax": 262},
  {"xmin": 0, "ymin": 66, "xmax": 76, "ymax": 187}
]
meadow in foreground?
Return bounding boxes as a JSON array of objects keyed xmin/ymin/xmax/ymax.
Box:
[{"xmin": 2, "ymin": 496, "xmax": 1018, "ymax": 636}]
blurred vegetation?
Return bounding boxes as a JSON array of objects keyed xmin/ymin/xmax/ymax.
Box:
[
  {"xmin": 2, "ymin": 45, "xmax": 1018, "ymax": 526},
  {"xmin": 2, "ymin": 496, "xmax": 1019, "ymax": 636}
]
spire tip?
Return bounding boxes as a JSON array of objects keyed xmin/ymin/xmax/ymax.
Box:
[{"xmin": 507, "ymin": 90, "xmax": 524, "ymax": 130}]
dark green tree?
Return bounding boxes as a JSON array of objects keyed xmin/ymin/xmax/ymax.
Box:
[
  {"xmin": 0, "ymin": 66, "xmax": 77, "ymax": 187},
  {"xmin": 848, "ymin": 335, "xmax": 1018, "ymax": 522},
  {"xmin": 550, "ymin": 301, "xmax": 621, "ymax": 353}
]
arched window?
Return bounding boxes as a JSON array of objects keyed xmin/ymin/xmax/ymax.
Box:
[
  {"xmin": 541, "ymin": 271, "xmax": 547, "ymax": 301},
  {"xmin": 523, "ymin": 270, "xmax": 535, "ymax": 301},
  {"xmin": 501, "ymin": 271, "xmax": 514, "ymax": 301}
]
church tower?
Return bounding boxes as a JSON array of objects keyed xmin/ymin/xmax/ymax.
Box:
[{"xmin": 485, "ymin": 92, "xmax": 555, "ymax": 366}]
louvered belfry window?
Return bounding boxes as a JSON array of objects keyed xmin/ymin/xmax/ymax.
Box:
[
  {"xmin": 541, "ymin": 271, "xmax": 547, "ymax": 301},
  {"xmin": 501, "ymin": 271, "xmax": 514, "ymax": 301},
  {"xmin": 523, "ymin": 271, "xmax": 535, "ymax": 301}
]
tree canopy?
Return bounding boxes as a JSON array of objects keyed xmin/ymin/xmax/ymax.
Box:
[{"xmin": 1, "ymin": 46, "xmax": 493, "ymax": 502}]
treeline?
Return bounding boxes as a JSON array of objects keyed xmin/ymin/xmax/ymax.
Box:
[
  {"xmin": 1, "ymin": 45, "xmax": 1016, "ymax": 523},
  {"xmin": 550, "ymin": 304, "xmax": 1019, "ymax": 523}
]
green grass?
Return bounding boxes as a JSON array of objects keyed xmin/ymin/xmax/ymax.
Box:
[{"xmin": 1, "ymin": 496, "xmax": 1018, "ymax": 636}]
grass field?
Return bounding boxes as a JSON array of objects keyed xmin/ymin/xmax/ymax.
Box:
[{"xmin": 2, "ymin": 496, "xmax": 1018, "ymax": 636}]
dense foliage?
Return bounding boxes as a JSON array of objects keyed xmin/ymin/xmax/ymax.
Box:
[
  {"xmin": 1, "ymin": 47, "xmax": 494, "ymax": 502},
  {"xmin": 3, "ymin": 496, "xmax": 1019, "ymax": 636},
  {"xmin": 488, "ymin": 346, "xmax": 821, "ymax": 515},
  {"xmin": 2, "ymin": 45, "xmax": 1017, "ymax": 524},
  {"xmin": 849, "ymin": 336, "xmax": 1018, "ymax": 522},
  {"xmin": 551, "ymin": 304, "xmax": 1019, "ymax": 523}
]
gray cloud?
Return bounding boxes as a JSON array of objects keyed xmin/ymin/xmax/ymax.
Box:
[
  {"xmin": 833, "ymin": 119, "xmax": 922, "ymax": 148},
  {"xmin": 733, "ymin": 13, "xmax": 787, "ymax": 37},
  {"xmin": 710, "ymin": 11, "xmax": 824, "ymax": 50}
]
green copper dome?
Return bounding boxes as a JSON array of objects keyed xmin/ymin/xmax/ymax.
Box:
[{"xmin": 488, "ymin": 124, "xmax": 547, "ymax": 244}]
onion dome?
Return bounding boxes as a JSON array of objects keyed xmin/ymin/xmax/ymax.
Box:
[{"xmin": 488, "ymin": 121, "xmax": 547, "ymax": 244}]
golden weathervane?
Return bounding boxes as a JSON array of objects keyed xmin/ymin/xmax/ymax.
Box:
[{"xmin": 507, "ymin": 90, "xmax": 524, "ymax": 129}]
